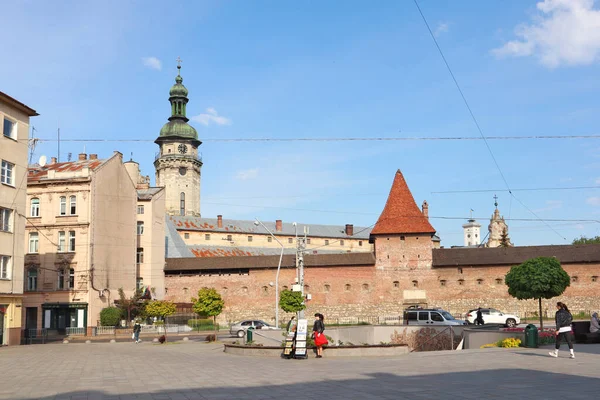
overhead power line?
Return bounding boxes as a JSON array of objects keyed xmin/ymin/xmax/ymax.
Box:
[{"xmin": 432, "ymin": 186, "xmax": 600, "ymax": 194}]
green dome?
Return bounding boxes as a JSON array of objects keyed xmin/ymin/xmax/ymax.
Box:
[
  {"xmin": 169, "ymin": 75, "xmax": 188, "ymax": 97},
  {"xmin": 159, "ymin": 120, "xmax": 198, "ymax": 139}
]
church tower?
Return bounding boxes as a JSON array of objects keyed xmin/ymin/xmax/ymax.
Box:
[
  {"xmin": 154, "ymin": 60, "xmax": 202, "ymax": 216},
  {"xmin": 485, "ymin": 195, "xmax": 512, "ymax": 248}
]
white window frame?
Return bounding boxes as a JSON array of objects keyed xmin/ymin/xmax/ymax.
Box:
[
  {"xmin": 68, "ymin": 231, "xmax": 75, "ymax": 252},
  {"xmin": 69, "ymin": 195, "xmax": 76, "ymax": 215},
  {"xmin": 27, "ymin": 269, "xmax": 38, "ymax": 291},
  {"xmin": 3, "ymin": 117, "xmax": 16, "ymax": 139},
  {"xmin": 0, "ymin": 255, "xmax": 10, "ymax": 279},
  {"xmin": 1, "ymin": 160, "xmax": 15, "ymax": 186},
  {"xmin": 58, "ymin": 231, "xmax": 65, "ymax": 252},
  {"xmin": 137, "ymin": 221, "xmax": 144, "ymax": 235},
  {"xmin": 59, "ymin": 196, "xmax": 66, "ymax": 216},
  {"xmin": 29, "ymin": 232, "xmax": 39, "ymax": 253},
  {"xmin": 137, "ymin": 205, "xmax": 144, "ymax": 214},
  {"xmin": 30, "ymin": 198, "xmax": 40, "ymax": 217},
  {"xmin": 0, "ymin": 207, "xmax": 11, "ymax": 232}
]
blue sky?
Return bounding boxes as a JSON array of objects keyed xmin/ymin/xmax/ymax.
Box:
[{"xmin": 2, "ymin": 0, "xmax": 600, "ymax": 247}]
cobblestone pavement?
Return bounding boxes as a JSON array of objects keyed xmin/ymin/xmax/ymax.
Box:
[{"xmin": 1, "ymin": 341, "xmax": 599, "ymax": 399}]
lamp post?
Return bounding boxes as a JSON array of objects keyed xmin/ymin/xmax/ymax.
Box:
[{"xmin": 254, "ymin": 218, "xmax": 284, "ymax": 329}]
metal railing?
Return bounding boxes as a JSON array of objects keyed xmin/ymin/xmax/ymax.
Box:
[
  {"xmin": 96, "ymin": 326, "xmax": 116, "ymax": 335},
  {"xmin": 22, "ymin": 329, "xmax": 48, "ymax": 345},
  {"xmin": 65, "ymin": 327, "xmax": 86, "ymax": 336}
]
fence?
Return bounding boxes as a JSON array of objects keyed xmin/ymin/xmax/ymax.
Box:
[
  {"xmin": 22, "ymin": 329, "xmax": 48, "ymax": 345},
  {"xmin": 65, "ymin": 327, "xmax": 86, "ymax": 336}
]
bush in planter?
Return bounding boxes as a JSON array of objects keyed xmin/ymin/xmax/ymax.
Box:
[
  {"xmin": 188, "ymin": 319, "xmax": 215, "ymax": 329},
  {"xmin": 100, "ymin": 307, "xmax": 122, "ymax": 326}
]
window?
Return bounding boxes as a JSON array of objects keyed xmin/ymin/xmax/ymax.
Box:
[
  {"xmin": 458, "ymin": 279, "xmax": 464, "ymax": 285},
  {"xmin": 593, "ymin": 276, "xmax": 598, "ymax": 283},
  {"xmin": 137, "ymin": 221, "xmax": 144, "ymax": 235},
  {"xmin": 227, "ymin": 234, "xmax": 232, "ymax": 241},
  {"xmin": 267, "ymin": 236, "xmax": 272, "ymax": 243},
  {"xmin": 400, "ymin": 236, "xmax": 406, "ymax": 241},
  {"xmin": 362, "ymin": 283, "xmax": 369, "ymax": 291},
  {"xmin": 69, "ymin": 196, "xmax": 76, "ymax": 215},
  {"xmin": 393, "ymin": 280, "xmax": 399, "ymax": 288},
  {"xmin": 358, "ymin": 241, "xmax": 362, "ymax": 246},
  {"xmin": 571, "ymin": 276, "xmax": 578, "ymax": 282},
  {"xmin": 324, "ymin": 284, "xmax": 331, "ymax": 292},
  {"xmin": 58, "ymin": 269, "xmax": 65, "ymax": 290},
  {"xmin": 137, "ymin": 205, "xmax": 144, "ymax": 214},
  {"xmin": 262, "ymin": 286, "xmax": 268, "ymax": 294},
  {"xmin": 0, "ymin": 255, "xmax": 10, "ymax": 279},
  {"xmin": 495, "ymin": 278, "xmax": 503, "ymax": 285},
  {"xmin": 3, "ymin": 118, "xmax": 15, "ymax": 138},
  {"xmin": 184, "ymin": 233, "xmax": 190, "ymax": 239},
  {"xmin": 241, "ymin": 286, "xmax": 248, "ymax": 294},
  {"xmin": 440, "ymin": 280, "xmax": 446, "ymax": 287},
  {"xmin": 418, "ymin": 312, "xmax": 429, "ymax": 322},
  {"xmin": 29, "ymin": 232, "xmax": 39, "ymax": 253},
  {"xmin": 0, "ymin": 207, "xmax": 11, "ymax": 232},
  {"xmin": 59, "ymin": 196, "xmax": 66, "ymax": 215},
  {"xmin": 325, "ymin": 240, "xmax": 329, "ymax": 246},
  {"xmin": 412, "ymin": 280, "xmax": 418, "ymax": 288},
  {"xmin": 137, "ymin": 278, "xmax": 144, "ymax": 290},
  {"xmin": 1, "ymin": 160, "xmax": 14, "ymax": 185},
  {"xmin": 344, "ymin": 284, "xmax": 351, "ymax": 292},
  {"xmin": 205, "ymin": 234, "xmax": 210, "ymax": 240},
  {"xmin": 340, "ymin": 240, "xmax": 344, "ymax": 246},
  {"xmin": 248, "ymin": 236, "xmax": 253, "ymax": 242},
  {"xmin": 476, "ymin": 279, "xmax": 483, "ymax": 285},
  {"xmin": 307, "ymin": 238, "xmax": 311, "ymax": 244},
  {"xmin": 180, "ymin": 192, "xmax": 185, "ymax": 216},
  {"xmin": 431, "ymin": 312, "xmax": 444, "ymax": 322},
  {"xmin": 68, "ymin": 231, "xmax": 75, "ymax": 252},
  {"xmin": 136, "ymin": 248, "xmax": 144, "ymax": 264},
  {"xmin": 68, "ymin": 268, "xmax": 75, "ymax": 289},
  {"xmin": 288, "ymin": 238, "xmax": 293, "ymax": 244},
  {"xmin": 58, "ymin": 231, "xmax": 66, "ymax": 252},
  {"xmin": 27, "ymin": 269, "xmax": 38, "ymax": 291},
  {"xmin": 30, "ymin": 198, "xmax": 40, "ymax": 217}
]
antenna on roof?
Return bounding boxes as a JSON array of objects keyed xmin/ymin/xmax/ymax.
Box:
[{"xmin": 67, "ymin": 152, "xmax": 72, "ymax": 162}]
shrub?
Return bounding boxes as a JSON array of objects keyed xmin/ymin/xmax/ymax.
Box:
[
  {"xmin": 501, "ymin": 338, "xmax": 521, "ymax": 348},
  {"xmin": 100, "ymin": 307, "xmax": 122, "ymax": 327},
  {"xmin": 158, "ymin": 335, "xmax": 166, "ymax": 344},
  {"xmin": 188, "ymin": 319, "xmax": 215, "ymax": 329}
]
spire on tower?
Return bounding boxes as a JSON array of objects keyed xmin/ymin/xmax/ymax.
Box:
[{"xmin": 494, "ymin": 194, "xmax": 498, "ymax": 209}]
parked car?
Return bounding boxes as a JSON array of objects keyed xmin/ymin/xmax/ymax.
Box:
[
  {"xmin": 465, "ymin": 308, "xmax": 520, "ymax": 327},
  {"xmin": 229, "ymin": 320, "xmax": 278, "ymax": 338},
  {"xmin": 404, "ymin": 308, "xmax": 467, "ymax": 326}
]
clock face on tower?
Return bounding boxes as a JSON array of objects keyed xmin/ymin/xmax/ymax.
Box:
[{"xmin": 178, "ymin": 144, "xmax": 188, "ymax": 154}]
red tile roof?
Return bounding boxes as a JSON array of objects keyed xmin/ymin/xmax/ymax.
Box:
[
  {"xmin": 28, "ymin": 159, "xmax": 105, "ymax": 181},
  {"xmin": 371, "ymin": 169, "xmax": 436, "ymax": 235}
]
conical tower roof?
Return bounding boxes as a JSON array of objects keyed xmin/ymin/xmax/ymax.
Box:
[{"xmin": 371, "ymin": 169, "xmax": 436, "ymax": 235}]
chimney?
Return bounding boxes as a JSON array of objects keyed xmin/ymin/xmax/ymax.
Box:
[
  {"xmin": 50, "ymin": 157, "xmax": 57, "ymax": 164},
  {"xmin": 422, "ymin": 200, "xmax": 429, "ymax": 219},
  {"xmin": 217, "ymin": 215, "xmax": 223, "ymax": 228},
  {"xmin": 345, "ymin": 224, "xmax": 354, "ymax": 236},
  {"xmin": 78, "ymin": 153, "xmax": 87, "ymax": 161},
  {"xmin": 89, "ymin": 154, "xmax": 98, "ymax": 160},
  {"xmin": 276, "ymin": 219, "xmax": 282, "ymax": 232}
]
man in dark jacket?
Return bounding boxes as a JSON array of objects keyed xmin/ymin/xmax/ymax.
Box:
[
  {"xmin": 550, "ymin": 301, "xmax": 575, "ymax": 359},
  {"xmin": 475, "ymin": 308, "xmax": 485, "ymax": 326}
]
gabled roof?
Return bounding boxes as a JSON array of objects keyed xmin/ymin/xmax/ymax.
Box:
[
  {"xmin": 137, "ymin": 187, "xmax": 163, "ymax": 200},
  {"xmin": 187, "ymin": 244, "xmax": 353, "ymax": 258},
  {"xmin": 0, "ymin": 91, "xmax": 38, "ymax": 116},
  {"xmin": 28, "ymin": 159, "xmax": 107, "ymax": 182},
  {"xmin": 371, "ymin": 169, "xmax": 436, "ymax": 235}
]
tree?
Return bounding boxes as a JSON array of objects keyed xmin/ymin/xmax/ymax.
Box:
[
  {"xmin": 279, "ymin": 290, "xmax": 306, "ymax": 313},
  {"xmin": 116, "ymin": 287, "xmax": 149, "ymax": 326},
  {"xmin": 572, "ymin": 236, "xmax": 600, "ymax": 245},
  {"xmin": 504, "ymin": 257, "xmax": 570, "ymax": 330},
  {"xmin": 100, "ymin": 307, "xmax": 122, "ymax": 327},
  {"xmin": 192, "ymin": 288, "xmax": 224, "ymax": 339},
  {"xmin": 145, "ymin": 300, "xmax": 177, "ymax": 342},
  {"xmin": 499, "ymin": 228, "xmax": 511, "ymax": 248}
]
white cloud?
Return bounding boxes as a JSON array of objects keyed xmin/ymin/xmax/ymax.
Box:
[
  {"xmin": 492, "ymin": 0, "xmax": 600, "ymax": 67},
  {"xmin": 142, "ymin": 56, "xmax": 162, "ymax": 71},
  {"xmin": 533, "ymin": 199, "xmax": 563, "ymax": 212},
  {"xmin": 191, "ymin": 108, "xmax": 232, "ymax": 126},
  {"xmin": 434, "ymin": 22, "xmax": 449, "ymax": 37},
  {"xmin": 236, "ymin": 168, "xmax": 259, "ymax": 181},
  {"xmin": 587, "ymin": 197, "xmax": 600, "ymax": 206}
]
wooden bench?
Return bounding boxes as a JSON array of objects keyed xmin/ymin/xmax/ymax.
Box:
[{"xmin": 572, "ymin": 321, "xmax": 600, "ymax": 344}]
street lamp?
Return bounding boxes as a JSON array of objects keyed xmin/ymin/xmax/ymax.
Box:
[{"xmin": 254, "ymin": 218, "xmax": 284, "ymax": 329}]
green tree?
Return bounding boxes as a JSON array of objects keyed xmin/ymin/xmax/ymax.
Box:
[
  {"xmin": 499, "ymin": 228, "xmax": 511, "ymax": 248},
  {"xmin": 117, "ymin": 287, "xmax": 149, "ymax": 326},
  {"xmin": 572, "ymin": 235, "xmax": 600, "ymax": 245},
  {"xmin": 504, "ymin": 257, "xmax": 570, "ymax": 330},
  {"xmin": 279, "ymin": 290, "xmax": 306, "ymax": 313},
  {"xmin": 192, "ymin": 287, "xmax": 224, "ymax": 339},
  {"xmin": 145, "ymin": 300, "xmax": 177, "ymax": 342},
  {"xmin": 99, "ymin": 307, "xmax": 122, "ymax": 327}
]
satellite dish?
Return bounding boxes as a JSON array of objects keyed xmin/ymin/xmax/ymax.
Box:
[{"xmin": 38, "ymin": 155, "xmax": 47, "ymax": 167}]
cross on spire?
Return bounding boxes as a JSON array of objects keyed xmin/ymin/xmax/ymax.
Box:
[
  {"xmin": 493, "ymin": 194, "xmax": 498, "ymax": 209},
  {"xmin": 176, "ymin": 56, "xmax": 182, "ymax": 70}
]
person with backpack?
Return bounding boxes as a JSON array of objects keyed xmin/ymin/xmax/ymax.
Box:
[
  {"xmin": 132, "ymin": 320, "xmax": 142, "ymax": 344},
  {"xmin": 549, "ymin": 301, "xmax": 575, "ymax": 359}
]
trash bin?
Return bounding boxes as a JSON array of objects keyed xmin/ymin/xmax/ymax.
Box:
[
  {"xmin": 524, "ymin": 324, "xmax": 538, "ymax": 348},
  {"xmin": 246, "ymin": 327, "xmax": 254, "ymax": 342}
]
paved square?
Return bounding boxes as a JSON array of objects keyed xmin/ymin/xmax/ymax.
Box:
[{"xmin": 1, "ymin": 340, "xmax": 599, "ymax": 399}]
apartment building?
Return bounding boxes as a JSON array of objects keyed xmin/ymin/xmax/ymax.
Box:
[{"xmin": 0, "ymin": 91, "xmax": 38, "ymax": 345}]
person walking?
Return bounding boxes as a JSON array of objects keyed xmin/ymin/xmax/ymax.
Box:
[
  {"xmin": 286, "ymin": 316, "xmax": 297, "ymax": 334},
  {"xmin": 549, "ymin": 302, "xmax": 575, "ymax": 359},
  {"xmin": 312, "ymin": 313, "xmax": 327, "ymax": 358},
  {"xmin": 133, "ymin": 320, "xmax": 142, "ymax": 344},
  {"xmin": 475, "ymin": 307, "xmax": 485, "ymax": 326},
  {"xmin": 590, "ymin": 312, "xmax": 600, "ymax": 334}
]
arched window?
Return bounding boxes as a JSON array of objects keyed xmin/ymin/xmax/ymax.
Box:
[
  {"xmin": 412, "ymin": 280, "xmax": 418, "ymax": 288},
  {"xmin": 362, "ymin": 283, "xmax": 369, "ymax": 291},
  {"xmin": 495, "ymin": 278, "xmax": 503, "ymax": 285},
  {"xmin": 393, "ymin": 281, "xmax": 400, "ymax": 288},
  {"xmin": 477, "ymin": 279, "xmax": 484, "ymax": 285},
  {"xmin": 30, "ymin": 198, "xmax": 40, "ymax": 217},
  {"xmin": 458, "ymin": 279, "xmax": 465, "ymax": 286},
  {"xmin": 69, "ymin": 195, "xmax": 77, "ymax": 215},
  {"xmin": 440, "ymin": 280, "xmax": 447, "ymax": 287},
  {"xmin": 180, "ymin": 192, "xmax": 185, "ymax": 216},
  {"xmin": 324, "ymin": 284, "xmax": 331, "ymax": 293},
  {"xmin": 344, "ymin": 284, "xmax": 351, "ymax": 292},
  {"xmin": 59, "ymin": 196, "xmax": 66, "ymax": 215}
]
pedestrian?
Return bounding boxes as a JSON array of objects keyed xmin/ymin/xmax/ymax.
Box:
[
  {"xmin": 133, "ymin": 320, "xmax": 142, "ymax": 344},
  {"xmin": 286, "ymin": 316, "xmax": 297, "ymax": 334},
  {"xmin": 590, "ymin": 312, "xmax": 600, "ymax": 334},
  {"xmin": 312, "ymin": 313, "xmax": 327, "ymax": 358},
  {"xmin": 549, "ymin": 301, "xmax": 575, "ymax": 359},
  {"xmin": 475, "ymin": 307, "xmax": 485, "ymax": 326}
]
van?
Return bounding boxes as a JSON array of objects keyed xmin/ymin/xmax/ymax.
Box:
[{"xmin": 403, "ymin": 308, "xmax": 466, "ymax": 326}]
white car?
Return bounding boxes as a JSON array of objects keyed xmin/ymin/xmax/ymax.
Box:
[
  {"xmin": 229, "ymin": 320, "xmax": 278, "ymax": 338},
  {"xmin": 466, "ymin": 308, "xmax": 520, "ymax": 327}
]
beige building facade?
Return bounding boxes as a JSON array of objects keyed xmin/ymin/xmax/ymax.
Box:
[
  {"xmin": 23, "ymin": 152, "xmax": 138, "ymax": 335},
  {"xmin": 0, "ymin": 91, "xmax": 38, "ymax": 345}
]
